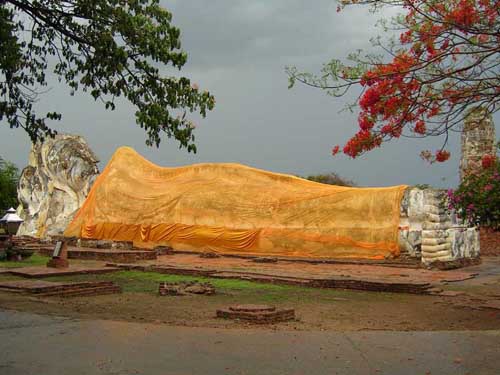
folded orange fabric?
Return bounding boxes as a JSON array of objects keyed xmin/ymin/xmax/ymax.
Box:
[{"xmin": 65, "ymin": 147, "xmax": 407, "ymax": 259}]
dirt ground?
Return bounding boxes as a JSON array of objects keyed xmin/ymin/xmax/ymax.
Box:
[{"xmin": 1, "ymin": 257, "xmax": 500, "ymax": 331}]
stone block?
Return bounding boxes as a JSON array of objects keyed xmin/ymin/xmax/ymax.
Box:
[
  {"xmin": 96, "ymin": 240, "xmax": 113, "ymax": 249},
  {"xmin": 422, "ymin": 229, "xmax": 448, "ymax": 238},
  {"xmin": 422, "ymin": 222, "xmax": 450, "ymax": 231},
  {"xmin": 425, "ymin": 213, "xmax": 450, "ymax": 223},
  {"xmin": 422, "ymin": 237, "xmax": 448, "ymax": 246},
  {"xmin": 111, "ymin": 241, "xmax": 134, "ymax": 250},
  {"xmin": 421, "ymin": 243, "xmax": 451, "ymax": 253}
]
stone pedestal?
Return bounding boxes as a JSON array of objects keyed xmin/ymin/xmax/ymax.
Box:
[
  {"xmin": 47, "ymin": 241, "xmax": 69, "ymax": 269},
  {"xmin": 46, "ymin": 258, "xmax": 69, "ymax": 268}
]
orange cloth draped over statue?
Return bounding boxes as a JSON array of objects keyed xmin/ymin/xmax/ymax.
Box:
[{"xmin": 64, "ymin": 147, "xmax": 407, "ymax": 260}]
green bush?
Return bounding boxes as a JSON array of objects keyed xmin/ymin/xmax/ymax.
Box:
[{"xmin": 5, "ymin": 248, "xmax": 34, "ymax": 261}]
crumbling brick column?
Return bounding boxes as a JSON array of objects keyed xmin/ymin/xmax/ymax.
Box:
[{"xmin": 459, "ymin": 107, "xmax": 496, "ymax": 181}]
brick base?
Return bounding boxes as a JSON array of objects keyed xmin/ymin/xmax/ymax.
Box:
[
  {"xmin": 216, "ymin": 304, "xmax": 295, "ymax": 323},
  {"xmin": 46, "ymin": 258, "xmax": 69, "ymax": 268}
]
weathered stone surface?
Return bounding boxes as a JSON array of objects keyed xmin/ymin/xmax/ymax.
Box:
[
  {"xmin": 399, "ymin": 188, "xmax": 480, "ymax": 265},
  {"xmin": 422, "ymin": 237, "xmax": 448, "ymax": 246},
  {"xmin": 153, "ymin": 246, "xmax": 173, "ymax": 255},
  {"xmin": 459, "ymin": 107, "xmax": 496, "ymax": 181},
  {"xmin": 111, "ymin": 241, "xmax": 134, "ymax": 250},
  {"xmin": 422, "ymin": 222, "xmax": 451, "ymax": 231},
  {"xmin": 17, "ymin": 134, "xmax": 99, "ymax": 238},
  {"xmin": 77, "ymin": 239, "xmax": 98, "ymax": 248},
  {"xmin": 422, "ymin": 230, "xmax": 448, "ymax": 238},
  {"xmin": 96, "ymin": 240, "xmax": 113, "ymax": 249},
  {"xmin": 399, "ymin": 188, "xmax": 449, "ymax": 258},
  {"xmin": 423, "ymin": 205, "xmax": 445, "ymax": 215},
  {"xmin": 448, "ymin": 227, "xmax": 480, "ymax": 259},
  {"xmin": 425, "ymin": 213, "xmax": 450, "ymax": 223},
  {"xmin": 398, "ymin": 229, "xmax": 421, "ymax": 257},
  {"xmin": 422, "ymin": 243, "xmax": 452, "ymax": 253}
]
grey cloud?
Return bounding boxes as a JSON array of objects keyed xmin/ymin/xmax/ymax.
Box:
[{"xmin": 165, "ymin": 0, "xmax": 380, "ymax": 69}]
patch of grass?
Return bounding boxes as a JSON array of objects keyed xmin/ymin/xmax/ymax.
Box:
[
  {"xmin": 0, "ymin": 254, "xmax": 47, "ymax": 268},
  {"xmin": 0, "ymin": 262, "xmax": 407, "ymax": 305},
  {"xmin": 45, "ymin": 269, "xmax": 373, "ymax": 304},
  {"xmin": 49, "ymin": 270, "xmax": 299, "ymax": 294}
]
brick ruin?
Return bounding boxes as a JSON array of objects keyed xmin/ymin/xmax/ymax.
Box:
[
  {"xmin": 159, "ymin": 281, "xmax": 215, "ymax": 296},
  {"xmin": 216, "ymin": 304, "xmax": 295, "ymax": 324},
  {"xmin": 459, "ymin": 107, "xmax": 496, "ymax": 180}
]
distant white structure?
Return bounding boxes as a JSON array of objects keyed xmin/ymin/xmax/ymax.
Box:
[{"xmin": 0, "ymin": 207, "xmax": 24, "ymax": 235}]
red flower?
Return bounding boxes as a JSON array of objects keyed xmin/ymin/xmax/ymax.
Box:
[
  {"xmin": 435, "ymin": 150, "xmax": 450, "ymax": 162},
  {"xmin": 380, "ymin": 124, "xmax": 393, "ymax": 135},
  {"xmin": 358, "ymin": 115, "xmax": 374, "ymax": 130},
  {"xmin": 359, "ymin": 87, "xmax": 381, "ymax": 110},
  {"xmin": 331, "ymin": 145, "xmax": 340, "ymax": 156},
  {"xmin": 481, "ymin": 154, "xmax": 496, "ymax": 169},
  {"xmin": 414, "ymin": 120, "xmax": 426, "ymax": 135}
]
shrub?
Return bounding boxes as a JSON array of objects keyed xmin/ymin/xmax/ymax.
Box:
[
  {"xmin": 5, "ymin": 248, "xmax": 34, "ymax": 261},
  {"xmin": 304, "ymin": 172, "xmax": 356, "ymax": 187},
  {"xmin": 448, "ymin": 143, "xmax": 500, "ymax": 230}
]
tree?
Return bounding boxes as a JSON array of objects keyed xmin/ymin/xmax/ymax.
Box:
[
  {"xmin": 287, "ymin": 0, "xmax": 499, "ymax": 162},
  {"xmin": 0, "ymin": 0, "xmax": 215, "ymax": 152},
  {"xmin": 304, "ymin": 172, "xmax": 356, "ymax": 186},
  {"xmin": 0, "ymin": 156, "xmax": 19, "ymax": 210}
]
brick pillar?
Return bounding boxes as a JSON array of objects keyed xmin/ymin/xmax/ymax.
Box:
[{"xmin": 459, "ymin": 107, "xmax": 496, "ymax": 181}]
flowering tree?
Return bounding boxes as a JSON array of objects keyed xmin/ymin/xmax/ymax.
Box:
[
  {"xmin": 0, "ymin": 1, "xmax": 215, "ymax": 151},
  {"xmin": 287, "ymin": 0, "xmax": 499, "ymax": 162},
  {"xmin": 448, "ymin": 142, "xmax": 500, "ymax": 229}
]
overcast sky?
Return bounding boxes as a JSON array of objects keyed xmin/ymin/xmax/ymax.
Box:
[{"xmin": 0, "ymin": 0, "xmax": 498, "ymax": 188}]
